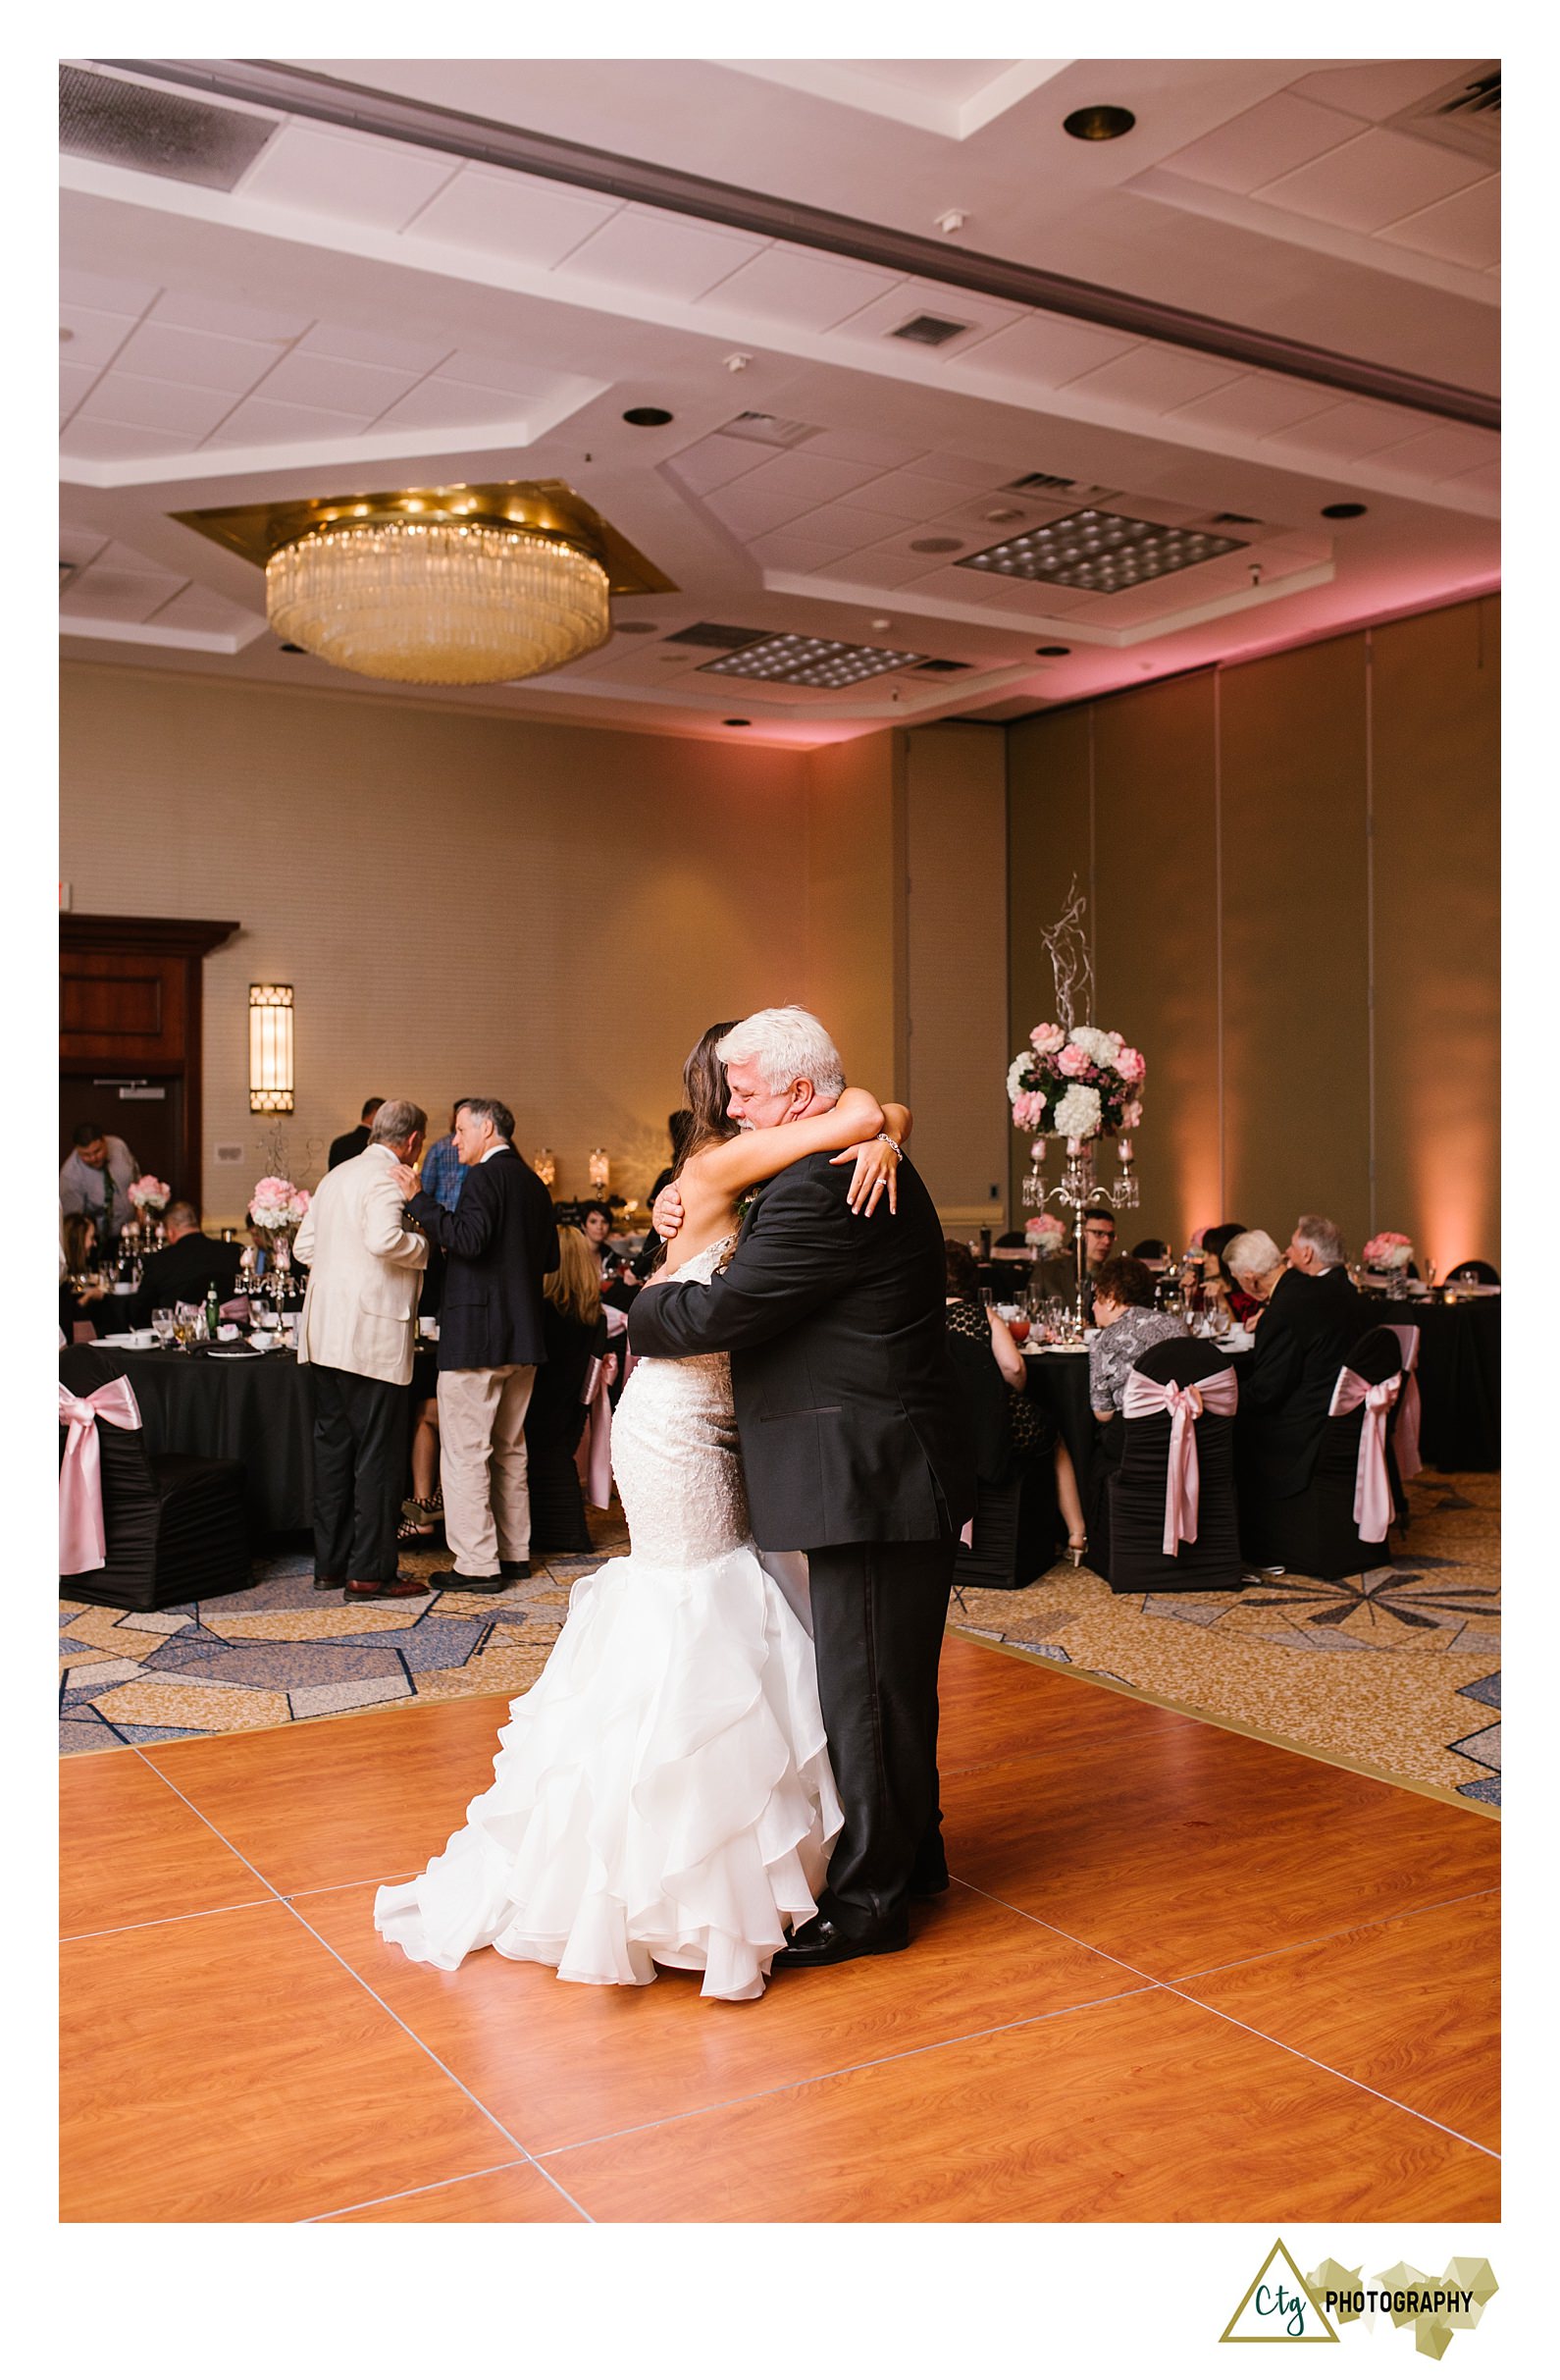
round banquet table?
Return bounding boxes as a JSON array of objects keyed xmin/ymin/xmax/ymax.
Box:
[
  {"xmin": 107, "ymin": 1345, "xmax": 315, "ymax": 1532},
  {"xmin": 1021, "ymin": 1342, "xmax": 1256, "ymax": 1490},
  {"xmin": 1364, "ymin": 1294, "xmax": 1500, "ymax": 1470}
]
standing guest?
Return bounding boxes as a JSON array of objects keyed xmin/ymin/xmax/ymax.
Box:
[
  {"xmin": 59, "ymin": 1120, "xmax": 139, "ymax": 1251},
  {"xmin": 419, "ymin": 1103, "xmax": 471, "ymax": 1213},
  {"xmin": 393, "ymin": 1098, "xmax": 559, "ymax": 1594},
  {"xmin": 294, "ymin": 1099, "xmax": 430, "ymax": 1600},
  {"xmin": 129, "ymin": 1201, "xmax": 241, "ymax": 1327},
  {"xmin": 328, "ymin": 1097, "xmax": 385, "ymax": 1171}
]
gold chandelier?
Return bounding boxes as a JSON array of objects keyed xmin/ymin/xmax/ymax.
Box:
[{"xmin": 174, "ymin": 481, "xmax": 676, "ymax": 688}]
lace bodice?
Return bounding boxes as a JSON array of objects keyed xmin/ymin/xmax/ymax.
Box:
[{"xmin": 610, "ymin": 1237, "xmax": 749, "ymax": 1565}]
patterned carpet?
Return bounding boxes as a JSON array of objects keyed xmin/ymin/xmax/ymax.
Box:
[
  {"xmin": 59, "ymin": 1473, "xmax": 1499, "ymax": 1808},
  {"xmin": 951, "ymin": 1470, "xmax": 1500, "ymax": 1809}
]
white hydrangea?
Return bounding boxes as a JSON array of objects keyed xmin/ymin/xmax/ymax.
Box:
[
  {"xmin": 1069, "ymin": 1025, "xmax": 1120, "ymax": 1066},
  {"xmin": 1054, "ymin": 1083, "xmax": 1103, "ymax": 1139},
  {"xmin": 1007, "ymin": 1052, "xmax": 1034, "ymax": 1103}
]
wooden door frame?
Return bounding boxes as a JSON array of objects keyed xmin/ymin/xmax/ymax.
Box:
[{"xmin": 60, "ymin": 914, "xmax": 238, "ymax": 1205}]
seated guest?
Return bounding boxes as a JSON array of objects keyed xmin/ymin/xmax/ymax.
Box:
[
  {"xmin": 59, "ymin": 1119, "xmax": 139, "ymax": 1253},
  {"xmin": 59, "ymin": 1212, "xmax": 110, "ymax": 1339},
  {"xmin": 1130, "ymin": 1237, "xmax": 1170, "ymax": 1275},
  {"xmin": 524, "ymin": 1227, "xmax": 609, "ymax": 1554},
  {"xmin": 129, "ymin": 1201, "xmax": 242, "ymax": 1326},
  {"xmin": 1225, "ymin": 1225, "xmax": 1365, "ymax": 1558},
  {"xmin": 1181, "ymin": 1222, "xmax": 1263, "ymax": 1327},
  {"xmin": 418, "ymin": 1103, "xmax": 471, "ymax": 1213},
  {"xmin": 1089, "ymin": 1256, "xmax": 1190, "ymax": 1421},
  {"xmin": 328, "ymin": 1097, "xmax": 385, "ymax": 1171},
  {"xmin": 1073, "ymin": 1204, "xmax": 1118, "ymax": 1322},
  {"xmin": 945, "ymin": 1242, "xmax": 1088, "ymax": 1562}
]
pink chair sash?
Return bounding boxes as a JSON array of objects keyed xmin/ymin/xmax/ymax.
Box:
[
  {"xmin": 1327, "ymin": 1365, "xmax": 1403, "ymax": 1542},
  {"xmin": 220, "ymin": 1296, "xmax": 253, "ymax": 1321},
  {"xmin": 59, "ymin": 1377, "xmax": 142, "ymax": 1575},
  {"xmin": 576, "ymin": 1349, "xmax": 621, "ymax": 1509},
  {"xmin": 1385, "ymin": 1323, "xmax": 1423, "ymax": 1482},
  {"xmin": 1120, "ymin": 1364, "xmax": 1239, "ymax": 1556}
]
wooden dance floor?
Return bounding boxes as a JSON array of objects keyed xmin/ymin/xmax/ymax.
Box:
[{"xmin": 60, "ymin": 1634, "xmax": 1499, "ymax": 2223}]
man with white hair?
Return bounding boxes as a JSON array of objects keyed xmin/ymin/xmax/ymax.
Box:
[
  {"xmin": 632, "ymin": 1004, "xmax": 974, "ymax": 1969},
  {"xmin": 1227, "ymin": 1218, "xmax": 1364, "ymax": 1565}
]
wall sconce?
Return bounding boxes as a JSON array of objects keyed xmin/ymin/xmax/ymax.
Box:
[
  {"xmin": 589, "ymin": 1147, "xmax": 610, "ymax": 1190},
  {"xmin": 533, "ymin": 1148, "xmax": 556, "ymax": 1187},
  {"xmin": 249, "ymin": 983, "xmax": 295, "ymax": 1113}
]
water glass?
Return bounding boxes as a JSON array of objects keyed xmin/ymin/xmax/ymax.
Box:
[{"xmin": 151, "ymin": 1307, "xmax": 175, "ymax": 1349}]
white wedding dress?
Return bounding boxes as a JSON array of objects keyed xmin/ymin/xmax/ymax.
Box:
[{"xmin": 374, "ymin": 1238, "xmax": 843, "ymax": 2001}]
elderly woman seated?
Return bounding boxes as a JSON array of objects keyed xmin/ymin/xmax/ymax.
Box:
[
  {"xmin": 944, "ymin": 1241, "xmax": 1087, "ymax": 1564},
  {"xmin": 1086, "ymin": 1254, "xmax": 1191, "ymax": 1566},
  {"xmin": 1180, "ymin": 1222, "xmax": 1264, "ymax": 1327}
]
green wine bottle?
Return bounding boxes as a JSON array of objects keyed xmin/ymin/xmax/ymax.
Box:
[{"xmin": 205, "ymin": 1281, "xmax": 220, "ymax": 1340}]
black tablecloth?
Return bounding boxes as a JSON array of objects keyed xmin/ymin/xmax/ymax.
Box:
[
  {"xmin": 110, "ymin": 1346, "xmax": 315, "ymax": 1531},
  {"xmin": 1366, "ymin": 1296, "xmax": 1500, "ymax": 1470}
]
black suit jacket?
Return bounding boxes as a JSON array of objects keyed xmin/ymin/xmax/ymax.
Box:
[
  {"xmin": 1239, "ymin": 1264, "xmax": 1365, "ymax": 1497},
  {"xmin": 129, "ymin": 1235, "xmax": 242, "ymax": 1328},
  {"xmin": 629, "ymin": 1151, "xmax": 975, "ymax": 1550},
  {"xmin": 408, "ymin": 1147, "xmax": 559, "ymax": 1371},
  {"xmin": 328, "ymin": 1125, "xmax": 372, "ymax": 1171}
]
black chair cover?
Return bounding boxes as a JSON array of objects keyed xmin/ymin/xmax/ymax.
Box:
[
  {"xmin": 524, "ymin": 1309, "xmax": 607, "ymax": 1555},
  {"xmin": 1240, "ymin": 1324, "xmax": 1403, "ymax": 1581},
  {"xmin": 947, "ymin": 1331, "xmax": 1060, "ymax": 1590},
  {"xmin": 60, "ymin": 1345, "xmax": 250, "ymax": 1612},
  {"xmin": 1107, "ymin": 1336, "xmax": 1244, "ymax": 1596},
  {"xmin": 1447, "ymin": 1258, "xmax": 1500, "ymax": 1284}
]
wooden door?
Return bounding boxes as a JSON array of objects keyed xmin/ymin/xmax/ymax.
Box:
[{"xmin": 60, "ymin": 916, "xmax": 237, "ymax": 1208}]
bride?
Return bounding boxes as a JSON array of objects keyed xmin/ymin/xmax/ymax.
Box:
[{"xmin": 374, "ymin": 1024, "xmax": 910, "ymax": 2001}]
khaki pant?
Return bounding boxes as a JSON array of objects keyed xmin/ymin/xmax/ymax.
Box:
[{"xmin": 437, "ymin": 1364, "xmax": 537, "ymax": 1575}]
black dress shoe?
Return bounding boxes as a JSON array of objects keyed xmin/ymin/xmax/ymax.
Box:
[
  {"xmin": 771, "ymin": 1913, "xmax": 910, "ymax": 1970},
  {"xmin": 312, "ymin": 1575, "xmax": 345, "ymax": 1593},
  {"xmin": 909, "ymin": 1862, "xmax": 950, "ymax": 1899},
  {"xmin": 499, "ymin": 1559, "xmax": 532, "ymax": 1579},
  {"xmin": 428, "ymin": 1567, "xmax": 506, "ymax": 1594}
]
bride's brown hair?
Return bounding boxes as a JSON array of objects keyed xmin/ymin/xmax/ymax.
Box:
[{"xmin": 677, "ymin": 1020, "xmax": 739, "ymax": 1173}]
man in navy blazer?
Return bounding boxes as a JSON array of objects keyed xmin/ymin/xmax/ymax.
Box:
[{"xmin": 393, "ymin": 1098, "xmax": 559, "ymax": 1592}]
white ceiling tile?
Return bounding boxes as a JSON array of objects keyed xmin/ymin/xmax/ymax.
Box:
[
  {"xmin": 828, "ymin": 548, "xmax": 947, "ymax": 590},
  {"xmin": 200, "ymin": 396, "xmax": 372, "ymax": 448},
  {"xmin": 1061, "ymin": 345, "xmax": 1244, "ymax": 412},
  {"xmin": 60, "ymin": 420, "xmax": 194, "ymax": 463},
  {"xmin": 703, "ymin": 481, "xmax": 819, "ymax": 537},
  {"xmin": 917, "ymin": 451, "xmax": 1018, "ymax": 490},
  {"xmin": 297, "ymin": 322, "xmax": 457, "ymax": 373},
  {"xmin": 251, "ymin": 349, "xmax": 422, "ymax": 415},
  {"xmin": 806, "ymin": 428, "xmax": 931, "ymax": 469},
  {"xmin": 59, "ymin": 362, "xmax": 97, "ymax": 418},
  {"xmin": 238, "ymin": 122, "xmax": 459, "ymax": 232},
  {"xmin": 59, "ymin": 305, "xmax": 140, "ymax": 372},
  {"xmin": 784, "ymin": 501, "xmax": 923, "ymax": 552},
  {"xmin": 735, "ymin": 450, "xmax": 886, "ymax": 503},
  {"xmin": 837, "ymin": 467, "xmax": 1001, "ymax": 522},
  {"xmin": 150, "ymin": 291, "xmax": 311, "ymax": 344},
  {"xmin": 59, "ymin": 527, "xmax": 111, "ymax": 569},
  {"xmin": 960, "ymin": 312, "xmax": 1141, "ymax": 389},
  {"xmin": 1375, "ymin": 176, "xmax": 1500, "ymax": 270},
  {"xmin": 979, "ymin": 579, "xmax": 1101, "ymax": 614},
  {"xmin": 831, "ymin": 279, "xmax": 1026, "ymax": 355},
  {"xmin": 408, "ymin": 164, "xmax": 621, "ymax": 267},
  {"xmin": 1256, "ymin": 128, "xmax": 1488, "ymax": 234},
  {"xmin": 114, "ymin": 321, "xmax": 281, "ymax": 397},
  {"xmin": 436, "ymin": 349, "xmax": 581, "ymax": 397},
  {"xmin": 76, "ymin": 372, "xmax": 239, "ymax": 438},
  {"xmin": 1368, "ymin": 425, "xmax": 1502, "ymax": 480},
  {"xmin": 1263, "ymin": 400, "xmax": 1428, "ymax": 461},
  {"xmin": 1165, "ymin": 373, "xmax": 1340, "ymax": 437},
  {"xmin": 663, "ymin": 437, "xmax": 773, "ymax": 497},
  {"xmin": 562, "ymin": 207, "xmax": 765, "ymax": 301},
  {"xmin": 750, "ymin": 532, "xmax": 857, "ymax": 573},
  {"xmin": 61, "ymin": 567, "xmax": 188, "ymax": 623},
  {"xmin": 372, "ymin": 379, "xmax": 525, "ymax": 431},
  {"xmin": 699, "ymin": 244, "xmax": 906, "ymax": 332},
  {"xmin": 1287, "ymin": 59, "xmax": 1487, "ymax": 123},
  {"xmin": 1447, "ymin": 461, "xmax": 1499, "ymax": 500},
  {"xmin": 894, "ymin": 563, "xmax": 1008, "ymax": 605},
  {"xmin": 59, "ymin": 266, "xmax": 160, "ymax": 316},
  {"xmin": 144, "ymin": 584, "xmax": 261, "ymax": 633},
  {"xmin": 1159, "ymin": 93, "xmax": 1360, "ymax": 195}
]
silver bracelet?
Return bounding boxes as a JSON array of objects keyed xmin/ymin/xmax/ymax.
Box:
[{"xmin": 877, "ymin": 1131, "xmax": 902, "ymax": 1155}]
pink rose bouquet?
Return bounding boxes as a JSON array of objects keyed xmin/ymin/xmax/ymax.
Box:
[
  {"xmin": 1362, "ymin": 1231, "xmax": 1414, "ymax": 1271},
  {"xmin": 250, "ymin": 1176, "xmax": 311, "ymax": 1233},
  {"xmin": 128, "ymin": 1175, "xmax": 170, "ymax": 1212},
  {"xmin": 1024, "ymin": 1213, "xmax": 1066, "ymax": 1252},
  {"xmin": 1007, "ymin": 1022, "xmax": 1145, "ymax": 1142}
]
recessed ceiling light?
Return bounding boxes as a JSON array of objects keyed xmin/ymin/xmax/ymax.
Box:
[
  {"xmin": 279, "ymin": 641, "xmax": 305, "ymax": 654},
  {"xmin": 1064, "ymin": 105, "xmax": 1136, "ymax": 141},
  {"xmin": 1322, "ymin": 502, "xmax": 1369, "ymax": 519},
  {"xmin": 1035, "ymin": 645, "xmax": 1071, "ymax": 658},
  {"xmin": 985, "ymin": 506, "xmax": 1025, "ymax": 524},
  {"xmin": 957, "ymin": 506, "xmax": 1246, "ymax": 592},
  {"xmin": 910, "ymin": 536, "xmax": 963, "ymax": 555},
  {"xmin": 702, "ymin": 633, "xmax": 926, "ymax": 690},
  {"xmin": 623, "ymin": 405, "xmax": 673, "ymax": 427},
  {"xmin": 723, "ymin": 717, "xmax": 751, "ymax": 727}
]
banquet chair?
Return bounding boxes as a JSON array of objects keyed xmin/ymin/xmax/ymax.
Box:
[
  {"xmin": 1106, "ymin": 1336, "xmax": 1244, "ymax": 1596},
  {"xmin": 1242, "ymin": 1326, "xmax": 1403, "ymax": 1583},
  {"xmin": 1384, "ymin": 1321, "xmax": 1423, "ymax": 1528},
  {"xmin": 951, "ymin": 1469, "xmax": 1059, "ymax": 1596},
  {"xmin": 59, "ymin": 1345, "xmax": 250, "ymax": 1612}
]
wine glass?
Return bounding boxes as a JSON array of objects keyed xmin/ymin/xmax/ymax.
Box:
[
  {"xmin": 151, "ymin": 1307, "xmax": 175, "ymax": 1349},
  {"xmin": 173, "ymin": 1302, "xmax": 198, "ymax": 1350}
]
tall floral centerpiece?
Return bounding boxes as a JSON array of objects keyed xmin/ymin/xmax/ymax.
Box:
[
  {"xmin": 1009, "ymin": 880, "xmax": 1144, "ymax": 1328},
  {"xmin": 250, "ymin": 1175, "xmax": 310, "ymax": 1274}
]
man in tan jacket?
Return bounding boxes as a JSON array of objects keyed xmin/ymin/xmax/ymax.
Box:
[{"xmin": 294, "ymin": 1099, "xmax": 430, "ymax": 1599}]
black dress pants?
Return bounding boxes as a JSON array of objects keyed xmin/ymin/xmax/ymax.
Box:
[
  {"xmin": 310, "ymin": 1364, "xmax": 407, "ymax": 1583},
  {"xmin": 804, "ymin": 1534, "xmax": 956, "ymax": 1931}
]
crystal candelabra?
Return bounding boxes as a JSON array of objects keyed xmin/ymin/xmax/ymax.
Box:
[
  {"xmin": 1022, "ymin": 1134, "xmax": 1140, "ymax": 1332},
  {"xmin": 588, "ymin": 1147, "xmax": 610, "ymax": 1191},
  {"xmin": 533, "ymin": 1148, "xmax": 556, "ymax": 1188}
]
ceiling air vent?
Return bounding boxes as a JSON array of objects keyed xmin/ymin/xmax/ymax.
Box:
[
  {"xmin": 889, "ymin": 313, "xmax": 971, "ymax": 347},
  {"xmin": 1391, "ymin": 63, "xmax": 1500, "ymax": 164},
  {"xmin": 661, "ymin": 621, "xmax": 770, "ymax": 650},
  {"xmin": 719, "ymin": 412, "xmax": 821, "ymax": 450},
  {"xmin": 1004, "ymin": 471, "xmax": 1074, "ymax": 493},
  {"xmin": 61, "ymin": 63, "xmax": 282, "ymax": 189},
  {"xmin": 1208, "ymin": 511, "xmax": 1262, "ymax": 525},
  {"xmin": 912, "ymin": 659, "xmax": 972, "ymax": 673}
]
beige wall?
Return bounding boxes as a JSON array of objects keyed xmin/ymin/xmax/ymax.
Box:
[
  {"xmin": 61, "ymin": 663, "xmax": 827, "ymax": 1221},
  {"xmin": 1007, "ymin": 596, "xmax": 1500, "ymax": 1270}
]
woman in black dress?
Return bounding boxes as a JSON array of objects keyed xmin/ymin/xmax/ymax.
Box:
[
  {"xmin": 524, "ymin": 1225, "xmax": 609, "ymax": 1555},
  {"xmin": 944, "ymin": 1241, "xmax": 1087, "ymax": 1567}
]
